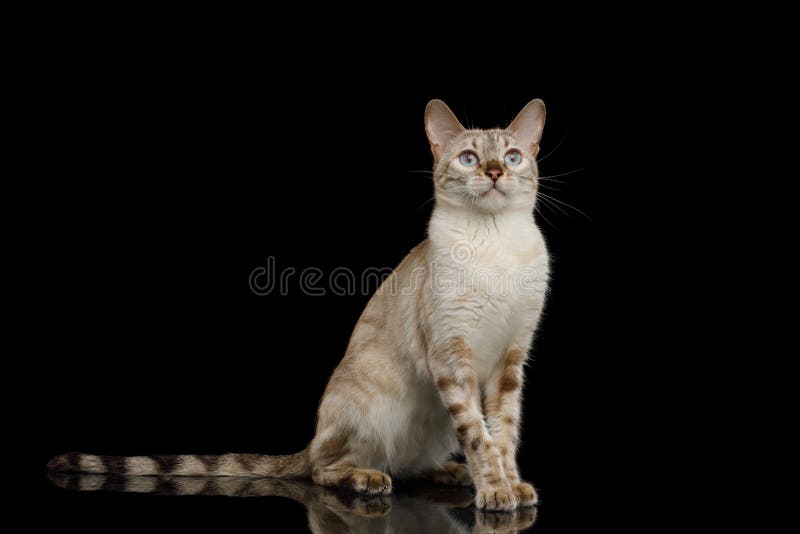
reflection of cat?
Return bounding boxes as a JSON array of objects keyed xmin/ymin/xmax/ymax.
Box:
[
  {"xmin": 48, "ymin": 472, "xmax": 537, "ymax": 533},
  {"xmin": 48, "ymin": 99, "xmax": 549, "ymax": 512}
]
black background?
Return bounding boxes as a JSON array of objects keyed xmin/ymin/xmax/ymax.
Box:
[{"xmin": 16, "ymin": 21, "xmax": 718, "ymax": 532}]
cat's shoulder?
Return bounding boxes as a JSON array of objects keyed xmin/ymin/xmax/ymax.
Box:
[{"xmin": 395, "ymin": 240, "xmax": 430, "ymax": 271}]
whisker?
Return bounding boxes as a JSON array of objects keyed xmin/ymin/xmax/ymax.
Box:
[
  {"xmin": 537, "ymin": 168, "xmax": 585, "ymax": 180},
  {"xmin": 538, "ymin": 183, "xmax": 565, "ymax": 192},
  {"xmin": 416, "ymin": 195, "xmax": 437, "ymax": 211},
  {"xmin": 537, "ymin": 129, "xmax": 568, "ymax": 164},
  {"xmin": 534, "ymin": 202, "xmax": 558, "ymax": 229},
  {"xmin": 407, "ymin": 170, "xmax": 468, "ymax": 182},
  {"xmin": 537, "ymin": 191, "xmax": 591, "ymax": 220},
  {"xmin": 416, "ymin": 185, "xmax": 475, "ymax": 211},
  {"xmin": 410, "ymin": 165, "xmax": 587, "ymax": 221},
  {"xmin": 537, "ymin": 177, "xmax": 566, "ymax": 184},
  {"xmin": 537, "ymin": 194, "xmax": 573, "ymax": 219}
]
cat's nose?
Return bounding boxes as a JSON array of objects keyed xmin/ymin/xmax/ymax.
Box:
[{"xmin": 485, "ymin": 165, "xmax": 503, "ymax": 182}]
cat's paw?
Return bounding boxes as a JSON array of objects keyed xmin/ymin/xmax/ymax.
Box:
[
  {"xmin": 476, "ymin": 507, "xmax": 538, "ymax": 533},
  {"xmin": 514, "ymin": 505, "xmax": 538, "ymax": 528},
  {"xmin": 314, "ymin": 488, "xmax": 392, "ymax": 518},
  {"xmin": 348, "ymin": 495, "xmax": 392, "ymax": 517},
  {"xmin": 350, "ymin": 469, "xmax": 392, "ymax": 495},
  {"xmin": 475, "ymin": 482, "xmax": 518, "ymax": 511},
  {"xmin": 511, "ymin": 481, "xmax": 538, "ymax": 507}
]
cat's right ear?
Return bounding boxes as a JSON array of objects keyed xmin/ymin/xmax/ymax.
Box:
[{"xmin": 425, "ymin": 100, "xmax": 466, "ymax": 161}]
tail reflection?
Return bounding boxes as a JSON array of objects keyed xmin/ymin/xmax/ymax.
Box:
[{"xmin": 48, "ymin": 472, "xmax": 537, "ymax": 533}]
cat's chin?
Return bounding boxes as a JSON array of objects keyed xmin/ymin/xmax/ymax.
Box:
[
  {"xmin": 474, "ymin": 188, "xmax": 511, "ymax": 211},
  {"xmin": 481, "ymin": 188, "xmax": 506, "ymax": 198}
]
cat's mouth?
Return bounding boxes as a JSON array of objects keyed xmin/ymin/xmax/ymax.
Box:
[{"xmin": 481, "ymin": 185, "xmax": 506, "ymax": 197}]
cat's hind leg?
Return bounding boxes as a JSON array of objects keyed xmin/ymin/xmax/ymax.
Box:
[
  {"xmin": 309, "ymin": 401, "xmax": 393, "ymax": 496},
  {"xmin": 311, "ymin": 463, "xmax": 392, "ymax": 495},
  {"xmin": 421, "ymin": 462, "xmax": 473, "ymax": 487},
  {"xmin": 309, "ymin": 344, "xmax": 404, "ymax": 496}
]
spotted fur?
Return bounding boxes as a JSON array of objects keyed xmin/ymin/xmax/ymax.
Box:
[{"xmin": 47, "ymin": 99, "xmax": 549, "ymax": 510}]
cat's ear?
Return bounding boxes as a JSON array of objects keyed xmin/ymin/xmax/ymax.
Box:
[
  {"xmin": 425, "ymin": 99, "xmax": 466, "ymax": 161},
  {"xmin": 508, "ymin": 99, "xmax": 546, "ymax": 157}
]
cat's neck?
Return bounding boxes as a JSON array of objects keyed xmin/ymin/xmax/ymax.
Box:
[{"xmin": 428, "ymin": 203, "xmax": 537, "ymax": 246}]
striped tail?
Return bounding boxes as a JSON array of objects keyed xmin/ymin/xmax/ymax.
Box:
[
  {"xmin": 46, "ymin": 449, "xmax": 310, "ymax": 478},
  {"xmin": 48, "ymin": 472, "xmax": 319, "ymax": 501}
]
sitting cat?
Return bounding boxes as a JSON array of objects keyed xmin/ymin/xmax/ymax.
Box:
[{"xmin": 48, "ymin": 99, "xmax": 550, "ymax": 511}]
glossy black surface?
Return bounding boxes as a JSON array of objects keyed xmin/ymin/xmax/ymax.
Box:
[{"xmin": 47, "ymin": 473, "xmax": 538, "ymax": 533}]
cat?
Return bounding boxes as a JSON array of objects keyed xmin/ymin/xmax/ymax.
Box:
[{"xmin": 48, "ymin": 99, "xmax": 550, "ymax": 512}]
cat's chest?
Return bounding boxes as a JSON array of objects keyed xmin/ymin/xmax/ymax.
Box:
[
  {"xmin": 446, "ymin": 224, "xmax": 548, "ymax": 300},
  {"xmin": 463, "ymin": 245, "xmax": 540, "ymax": 303},
  {"xmin": 461, "ymin": 240, "xmax": 546, "ymax": 346},
  {"xmin": 430, "ymin": 229, "xmax": 549, "ymax": 379}
]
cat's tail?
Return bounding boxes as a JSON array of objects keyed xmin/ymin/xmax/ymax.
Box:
[{"xmin": 46, "ymin": 449, "xmax": 311, "ymax": 478}]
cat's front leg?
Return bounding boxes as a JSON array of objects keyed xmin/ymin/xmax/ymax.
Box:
[
  {"xmin": 484, "ymin": 345, "xmax": 538, "ymax": 507},
  {"xmin": 428, "ymin": 337, "xmax": 517, "ymax": 511}
]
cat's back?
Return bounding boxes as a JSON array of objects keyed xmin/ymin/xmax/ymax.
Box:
[{"xmin": 342, "ymin": 240, "xmax": 431, "ymax": 358}]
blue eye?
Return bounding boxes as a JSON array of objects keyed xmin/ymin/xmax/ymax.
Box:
[
  {"xmin": 504, "ymin": 150, "xmax": 522, "ymax": 166},
  {"xmin": 459, "ymin": 151, "xmax": 479, "ymax": 166}
]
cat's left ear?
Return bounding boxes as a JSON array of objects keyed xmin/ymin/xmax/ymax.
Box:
[
  {"xmin": 508, "ymin": 99, "xmax": 546, "ymax": 157},
  {"xmin": 425, "ymin": 99, "xmax": 466, "ymax": 161}
]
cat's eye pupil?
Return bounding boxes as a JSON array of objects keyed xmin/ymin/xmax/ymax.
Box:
[
  {"xmin": 504, "ymin": 151, "xmax": 522, "ymax": 166},
  {"xmin": 459, "ymin": 152, "xmax": 478, "ymax": 166}
]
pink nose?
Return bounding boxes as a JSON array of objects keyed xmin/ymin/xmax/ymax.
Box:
[{"xmin": 486, "ymin": 168, "xmax": 503, "ymax": 182}]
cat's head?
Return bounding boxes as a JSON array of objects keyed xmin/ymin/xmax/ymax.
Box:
[{"xmin": 424, "ymin": 99, "xmax": 545, "ymax": 213}]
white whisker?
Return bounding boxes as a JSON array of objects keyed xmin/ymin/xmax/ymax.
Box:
[
  {"xmin": 537, "ymin": 194, "xmax": 573, "ymax": 219},
  {"xmin": 534, "ymin": 202, "xmax": 558, "ymax": 229},
  {"xmin": 537, "ymin": 168, "xmax": 585, "ymax": 180},
  {"xmin": 537, "ymin": 191, "xmax": 590, "ymax": 220},
  {"xmin": 537, "ymin": 130, "xmax": 568, "ymax": 164}
]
